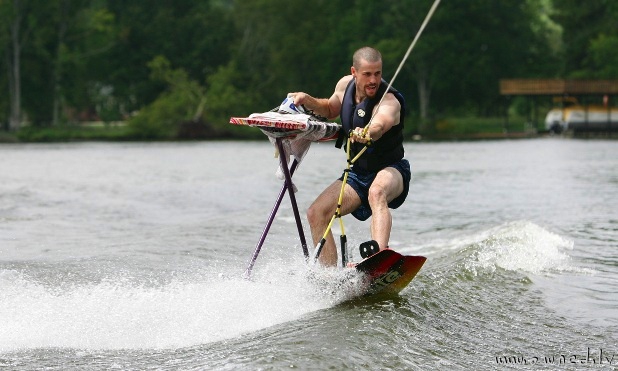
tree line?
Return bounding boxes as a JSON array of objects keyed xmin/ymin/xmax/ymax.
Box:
[{"xmin": 1, "ymin": 0, "xmax": 617, "ymax": 139}]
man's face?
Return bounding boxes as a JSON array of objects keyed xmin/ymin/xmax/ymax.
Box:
[{"xmin": 352, "ymin": 59, "xmax": 382, "ymax": 99}]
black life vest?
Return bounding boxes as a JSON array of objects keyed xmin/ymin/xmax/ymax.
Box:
[{"xmin": 337, "ymin": 79, "xmax": 406, "ymax": 172}]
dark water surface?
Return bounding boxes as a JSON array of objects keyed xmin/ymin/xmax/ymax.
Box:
[{"xmin": 1, "ymin": 139, "xmax": 616, "ymax": 369}]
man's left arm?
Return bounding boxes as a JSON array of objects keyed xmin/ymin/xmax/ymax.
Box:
[{"xmin": 351, "ymin": 93, "xmax": 401, "ymax": 143}]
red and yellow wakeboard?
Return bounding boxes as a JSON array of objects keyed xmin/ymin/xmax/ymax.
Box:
[{"xmin": 355, "ymin": 249, "xmax": 426, "ymax": 296}]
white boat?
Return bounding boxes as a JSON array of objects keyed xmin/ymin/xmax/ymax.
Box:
[{"xmin": 545, "ymin": 104, "xmax": 618, "ymax": 133}]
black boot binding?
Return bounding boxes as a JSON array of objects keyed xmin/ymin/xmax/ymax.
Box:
[{"xmin": 359, "ymin": 240, "xmax": 380, "ymax": 259}]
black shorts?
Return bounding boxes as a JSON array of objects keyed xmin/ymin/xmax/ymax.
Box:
[{"xmin": 338, "ymin": 158, "xmax": 411, "ymax": 221}]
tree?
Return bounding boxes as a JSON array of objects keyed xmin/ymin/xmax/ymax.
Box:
[
  {"xmin": 2, "ymin": 0, "xmax": 32, "ymax": 130},
  {"xmin": 126, "ymin": 56, "xmax": 195, "ymax": 138},
  {"xmin": 585, "ymin": 34, "xmax": 618, "ymax": 78},
  {"xmin": 50, "ymin": 0, "xmax": 116, "ymax": 125},
  {"xmin": 224, "ymin": 0, "xmax": 350, "ymax": 111},
  {"xmin": 552, "ymin": 0, "xmax": 618, "ymax": 78},
  {"xmin": 551, "ymin": 0, "xmax": 610, "ymax": 76},
  {"xmin": 0, "ymin": 0, "xmax": 117, "ymax": 128},
  {"xmin": 2, "ymin": 0, "xmax": 608, "ymax": 138},
  {"xmin": 100, "ymin": 0, "xmax": 235, "ymax": 120},
  {"xmin": 379, "ymin": 0, "xmax": 561, "ymax": 129}
]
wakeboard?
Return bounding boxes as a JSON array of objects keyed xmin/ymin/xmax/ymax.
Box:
[{"xmin": 355, "ymin": 249, "xmax": 426, "ymax": 296}]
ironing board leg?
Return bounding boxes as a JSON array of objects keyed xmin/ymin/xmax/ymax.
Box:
[{"xmin": 243, "ymin": 138, "xmax": 308, "ymax": 278}]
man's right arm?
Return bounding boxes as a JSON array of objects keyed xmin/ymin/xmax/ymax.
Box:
[
  {"xmin": 290, "ymin": 94, "xmax": 333, "ymax": 119},
  {"xmin": 289, "ymin": 76, "xmax": 351, "ymax": 120}
]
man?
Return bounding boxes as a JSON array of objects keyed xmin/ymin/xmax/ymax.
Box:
[{"xmin": 289, "ymin": 46, "xmax": 411, "ymax": 267}]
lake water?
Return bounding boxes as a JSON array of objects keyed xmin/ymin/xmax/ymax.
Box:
[{"xmin": 1, "ymin": 139, "xmax": 617, "ymax": 369}]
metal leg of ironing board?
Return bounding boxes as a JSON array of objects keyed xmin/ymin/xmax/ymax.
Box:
[{"xmin": 243, "ymin": 138, "xmax": 308, "ymax": 278}]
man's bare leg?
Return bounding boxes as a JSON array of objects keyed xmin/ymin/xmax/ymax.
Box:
[
  {"xmin": 307, "ymin": 180, "xmax": 361, "ymax": 266},
  {"xmin": 367, "ymin": 167, "xmax": 404, "ymax": 250}
]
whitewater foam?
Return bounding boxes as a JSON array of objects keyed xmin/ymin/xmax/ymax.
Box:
[
  {"xmin": 0, "ymin": 262, "xmax": 338, "ymax": 352},
  {"xmin": 460, "ymin": 221, "xmax": 577, "ymax": 275}
]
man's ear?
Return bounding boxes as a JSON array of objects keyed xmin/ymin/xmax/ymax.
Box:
[{"xmin": 350, "ymin": 66, "xmax": 356, "ymax": 77}]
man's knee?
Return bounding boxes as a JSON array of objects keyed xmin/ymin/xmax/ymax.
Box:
[
  {"xmin": 307, "ymin": 202, "xmax": 327, "ymax": 225},
  {"xmin": 367, "ymin": 184, "xmax": 387, "ymax": 205},
  {"xmin": 306, "ymin": 204, "xmax": 317, "ymax": 224}
]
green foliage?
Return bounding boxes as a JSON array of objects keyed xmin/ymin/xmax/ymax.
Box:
[
  {"xmin": 13, "ymin": 1, "xmax": 119, "ymax": 125},
  {"xmin": 16, "ymin": 124, "xmax": 132, "ymax": 142},
  {"xmin": 1, "ymin": 0, "xmax": 617, "ymax": 139},
  {"xmin": 584, "ymin": 34, "xmax": 618, "ymax": 78},
  {"xmin": 127, "ymin": 56, "xmax": 206, "ymax": 139},
  {"xmin": 99, "ymin": 0, "xmax": 235, "ymax": 116},
  {"xmin": 205, "ymin": 62, "xmax": 259, "ymax": 127},
  {"xmin": 552, "ymin": 0, "xmax": 618, "ymax": 78}
]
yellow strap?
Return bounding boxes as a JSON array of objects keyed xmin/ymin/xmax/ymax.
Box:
[{"xmin": 316, "ymin": 129, "xmax": 369, "ymax": 244}]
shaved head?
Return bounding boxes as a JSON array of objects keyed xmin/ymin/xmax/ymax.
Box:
[{"xmin": 352, "ymin": 47, "xmax": 382, "ymax": 69}]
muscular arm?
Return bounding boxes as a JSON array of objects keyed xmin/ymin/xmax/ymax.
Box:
[
  {"xmin": 289, "ymin": 76, "xmax": 351, "ymax": 120},
  {"xmin": 351, "ymin": 92, "xmax": 401, "ymax": 144},
  {"xmin": 366, "ymin": 93, "xmax": 401, "ymax": 141}
]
